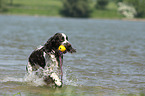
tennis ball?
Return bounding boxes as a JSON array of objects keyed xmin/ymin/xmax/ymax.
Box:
[{"xmin": 58, "ymin": 45, "xmax": 66, "ymax": 52}]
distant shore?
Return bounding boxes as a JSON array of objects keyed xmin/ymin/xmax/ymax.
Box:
[
  {"xmin": 1, "ymin": 14, "xmax": 145, "ymax": 22},
  {"xmin": 122, "ymin": 18, "xmax": 145, "ymax": 22},
  {"xmin": 0, "ymin": 0, "xmax": 123, "ymax": 19},
  {"xmin": 1, "ymin": 0, "xmax": 145, "ymax": 21}
]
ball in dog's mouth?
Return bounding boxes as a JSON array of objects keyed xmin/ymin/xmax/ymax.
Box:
[{"xmin": 58, "ymin": 45, "xmax": 66, "ymax": 53}]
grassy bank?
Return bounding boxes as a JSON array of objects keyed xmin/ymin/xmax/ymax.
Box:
[
  {"xmin": 2, "ymin": 0, "xmax": 63, "ymax": 16},
  {"xmin": 90, "ymin": 1, "xmax": 123, "ymax": 19},
  {"xmin": 1, "ymin": 0, "xmax": 123, "ymax": 19}
]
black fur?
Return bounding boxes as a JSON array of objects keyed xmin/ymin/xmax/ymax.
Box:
[{"xmin": 29, "ymin": 48, "xmax": 46, "ymax": 69}]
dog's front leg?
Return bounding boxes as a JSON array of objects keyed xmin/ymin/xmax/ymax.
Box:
[{"xmin": 50, "ymin": 72, "xmax": 62, "ymax": 87}]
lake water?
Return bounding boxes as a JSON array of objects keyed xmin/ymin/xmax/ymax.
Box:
[{"xmin": 0, "ymin": 15, "xmax": 145, "ymax": 96}]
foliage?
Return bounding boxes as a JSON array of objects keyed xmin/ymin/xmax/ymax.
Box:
[
  {"xmin": 95, "ymin": 0, "xmax": 109, "ymax": 10},
  {"xmin": 118, "ymin": 2, "xmax": 136, "ymax": 18},
  {"xmin": 60, "ymin": 0, "xmax": 91, "ymax": 18},
  {"xmin": 0, "ymin": 0, "xmax": 8, "ymax": 12},
  {"xmin": 112, "ymin": 0, "xmax": 123, "ymax": 3},
  {"xmin": 123, "ymin": 0, "xmax": 145, "ymax": 17}
]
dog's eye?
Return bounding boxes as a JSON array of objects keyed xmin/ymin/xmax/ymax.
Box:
[
  {"xmin": 61, "ymin": 37, "xmax": 64, "ymax": 41},
  {"xmin": 66, "ymin": 36, "xmax": 68, "ymax": 40}
]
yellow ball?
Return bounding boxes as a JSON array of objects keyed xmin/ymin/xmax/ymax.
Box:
[{"xmin": 58, "ymin": 45, "xmax": 66, "ymax": 52}]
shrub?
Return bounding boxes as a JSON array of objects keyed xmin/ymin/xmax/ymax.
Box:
[
  {"xmin": 60, "ymin": 0, "xmax": 91, "ymax": 18},
  {"xmin": 124, "ymin": 0, "xmax": 145, "ymax": 18},
  {"xmin": 118, "ymin": 2, "xmax": 136, "ymax": 18},
  {"xmin": 95, "ymin": 0, "xmax": 109, "ymax": 10}
]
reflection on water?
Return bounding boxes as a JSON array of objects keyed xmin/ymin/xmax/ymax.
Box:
[{"xmin": 0, "ymin": 15, "xmax": 145, "ymax": 96}]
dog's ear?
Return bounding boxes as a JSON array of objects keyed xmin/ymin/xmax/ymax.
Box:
[
  {"xmin": 44, "ymin": 33, "xmax": 62, "ymax": 53},
  {"xmin": 51, "ymin": 33, "xmax": 62, "ymax": 47},
  {"xmin": 43, "ymin": 37, "xmax": 53, "ymax": 53}
]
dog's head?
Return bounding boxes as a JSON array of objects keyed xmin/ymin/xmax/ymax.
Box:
[{"xmin": 44, "ymin": 33, "xmax": 76, "ymax": 54}]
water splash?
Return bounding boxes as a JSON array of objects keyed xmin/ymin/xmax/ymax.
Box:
[
  {"xmin": 0, "ymin": 69, "xmax": 78, "ymax": 87},
  {"xmin": 23, "ymin": 72, "xmax": 46, "ymax": 86},
  {"xmin": 63, "ymin": 67, "xmax": 78, "ymax": 86},
  {"xmin": 0, "ymin": 73, "xmax": 46, "ymax": 87},
  {"xmin": 0, "ymin": 76, "xmax": 24, "ymax": 83}
]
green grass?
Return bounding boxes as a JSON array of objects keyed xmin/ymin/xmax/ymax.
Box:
[
  {"xmin": 91, "ymin": 9, "xmax": 123, "ymax": 19},
  {"xmin": 1, "ymin": 0, "xmax": 123, "ymax": 19},
  {"xmin": 3, "ymin": 0, "xmax": 63, "ymax": 16},
  {"xmin": 90, "ymin": 1, "xmax": 123, "ymax": 19}
]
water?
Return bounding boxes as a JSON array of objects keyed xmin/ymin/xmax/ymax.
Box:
[{"xmin": 0, "ymin": 15, "xmax": 145, "ymax": 96}]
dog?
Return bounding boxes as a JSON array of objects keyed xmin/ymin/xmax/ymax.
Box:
[{"xmin": 26, "ymin": 33, "xmax": 76, "ymax": 87}]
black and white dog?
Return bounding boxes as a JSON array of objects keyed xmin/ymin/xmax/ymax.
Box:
[{"xmin": 26, "ymin": 33, "xmax": 76, "ymax": 87}]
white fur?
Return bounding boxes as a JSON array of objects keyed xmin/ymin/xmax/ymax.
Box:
[
  {"xmin": 50, "ymin": 73, "xmax": 61, "ymax": 86},
  {"xmin": 43, "ymin": 52, "xmax": 61, "ymax": 86},
  {"xmin": 28, "ymin": 51, "xmax": 62, "ymax": 87},
  {"xmin": 27, "ymin": 62, "xmax": 33, "ymax": 74},
  {"xmin": 61, "ymin": 33, "xmax": 69, "ymax": 45},
  {"xmin": 43, "ymin": 51, "xmax": 46, "ymax": 57}
]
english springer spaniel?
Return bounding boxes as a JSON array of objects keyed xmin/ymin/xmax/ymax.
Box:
[{"xmin": 26, "ymin": 33, "xmax": 76, "ymax": 87}]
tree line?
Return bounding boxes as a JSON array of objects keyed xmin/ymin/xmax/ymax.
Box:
[
  {"xmin": 60, "ymin": 0, "xmax": 145, "ymax": 18},
  {"xmin": 0, "ymin": 0, "xmax": 145, "ymax": 18}
]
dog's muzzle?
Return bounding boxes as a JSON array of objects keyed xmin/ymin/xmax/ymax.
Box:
[{"xmin": 64, "ymin": 43, "xmax": 76, "ymax": 53}]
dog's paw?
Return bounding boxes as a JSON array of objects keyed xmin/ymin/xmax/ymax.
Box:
[{"xmin": 50, "ymin": 73, "xmax": 62, "ymax": 87}]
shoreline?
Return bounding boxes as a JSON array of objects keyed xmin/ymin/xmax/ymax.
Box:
[
  {"xmin": 122, "ymin": 18, "xmax": 145, "ymax": 22},
  {"xmin": 0, "ymin": 14, "xmax": 145, "ymax": 22}
]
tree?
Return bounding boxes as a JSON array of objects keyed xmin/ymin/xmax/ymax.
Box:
[
  {"xmin": 60, "ymin": 0, "xmax": 91, "ymax": 18},
  {"xmin": 124, "ymin": 0, "xmax": 145, "ymax": 17},
  {"xmin": 95, "ymin": 0, "xmax": 109, "ymax": 10}
]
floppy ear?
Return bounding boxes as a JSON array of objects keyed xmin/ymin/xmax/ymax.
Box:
[
  {"xmin": 43, "ymin": 36, "xmax": 53, "ymax": 53},
  {"xmin": 51, "ymin": 33, "xmax": 62, "ymax": 48},
  {"xmin": 44, "ymin": 33, "xmax": 62, "ymax": 53}
]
